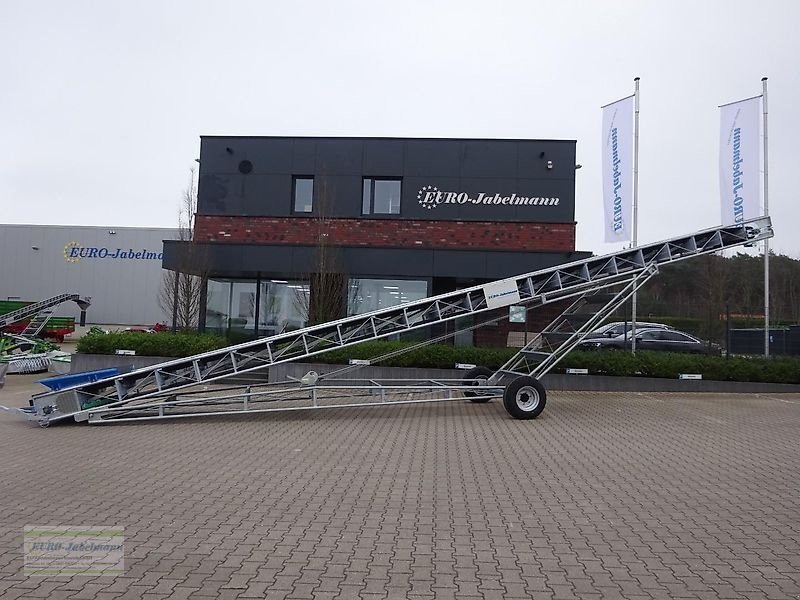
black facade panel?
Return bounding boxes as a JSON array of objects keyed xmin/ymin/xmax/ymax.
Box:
[
  {"xmin": 199, "ymin": 138, "xmax": 295, "ymax": 175},
  {"xmin": 316, "ymin": 175, "xmax": 362, "ymax": 218},
  {"xmin": 245, "ymin": 138, "xmax": 293, "ymax": 174},
  {"xmin": 243, "ymin": 174, "xmax": 291, "ymax": 216},
  {"xmin": 197, "ymin": 136, "xmax": 577, "ymax": 223},
  {"xmin": 207, "ymin": 244, "xmax": 246, "ymax": 273},
  {"xmin": 196, "ymin": 141, "xmax": 235, "ymax": 175},
  {"xmin": 315, "ymin": 139, "xmax": 363, "ymax": 175},
  {"xmin": 403, "ymin": 140, "xmax": 462, "ymax": 176},
  {"xmin": 243, "ymin": 246, "xmax": 294, "ymax": 277},
  {"xmin": 341, "ymin": 247, "xmax": 435, "ymax": 278},
  {"xmin": 199, "ymin": 173, "xmax": 298, "ymax": 216},
  {"xmin": 431, "ymin": 250, "xmax": 489, "ymax": 279},
  {"xmin": 239, "ymin": 243, "xmax": 273, "ymax": 272},
  {"xmin": 515, "ymin": 177, "xmax": 574, "ymax": 220},
  {"xmin": 292, "ymin": 139, "xmax": 317, "ymax": 173},
  {"xmin": 400, "ymin": 176, "xmax": 572, "ymax": 222},
  {"xmin": 400, "ymin": 175, "xmax": 460, "ymax": 219},
  {"xmin": 362, "ymin": 139, "xmax": 404, "ymax": 175},
  {"xmin": 517, "ymin": 142, "xmax": 576, "ymax": 179},
  {"xmin": 289, "ymin": 246, "xmax": 316, "ymax": 274},
  {"xmin": 165, "ymin": 241, "xmax": 591, "ymax": 282},
  {"xmin": 460, "ymin": 140, "xmax": 517, "ymax": 178},
  {"xmin": 484, "ymin": 251, "xmax": 558, "ymax": 278},
  {"xmin": 198, "ymin": 173, "xmax": 232, "ymax": 214},
  {"xmin": 161, "ymin": 240, "xmax": 180, "ymax": 267}
]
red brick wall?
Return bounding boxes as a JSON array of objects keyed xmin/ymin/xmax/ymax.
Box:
[{"xmin": 195, "ymin": 215, "xmax": 576, "ymax": 252}]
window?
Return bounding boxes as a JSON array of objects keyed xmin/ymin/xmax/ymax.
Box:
[
  {"xmin": 293, "ymin": 177, "xmax": 314, "ymax": 213},
  {"xmin": 206, "ymin": 278, "xmax": 309, "ymax": 336},
  {"xmin": 662, "ymin": 331, "xmax": 696, "ymax": 343},
  {"xmin": 205, "ymin": 279, "xmax": 232, "ymax": 333},
  {"xmin": 259, "ymin": 279, "xmax": 309, "ymax": 335},
  {"xmin": 347, "ymin": 278, "xmax": 427, "ymax": 315},
  {"xmin": 205, "ymin": 279, "xmax": 257, "ymax": 333},
  {"xmin": 362, "ymin": 178, "xmax": 401, "ymax": 215}
]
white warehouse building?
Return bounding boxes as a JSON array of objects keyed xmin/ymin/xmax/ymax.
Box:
[{"xmin": 0, "ymin": 224, "xmax": 177, "ymax": 326}]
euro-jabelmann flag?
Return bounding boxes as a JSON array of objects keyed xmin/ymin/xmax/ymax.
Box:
[
  {"xmin": 601, "ymin": 95, "xmax": 634, "ymax": 242},
  {"xmin": 719, "ymin": 96, "xmax": 761, "ymax": 225}
]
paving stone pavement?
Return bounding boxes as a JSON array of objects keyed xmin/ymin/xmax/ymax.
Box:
[{"xmin": 1, "ymin": 386, "xmax": 799, "ymax": 599}]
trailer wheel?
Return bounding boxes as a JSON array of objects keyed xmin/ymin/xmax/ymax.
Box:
[
  {"xmin": 503, "ymin": 376, "xmax": 546, "ymax": 419},
  {"xmin": 462, "ymin": 366, "xmax": 495, "ymax": 403}
]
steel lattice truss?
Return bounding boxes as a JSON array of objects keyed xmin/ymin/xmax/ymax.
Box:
[
  {"xmin": 0, "ymin": 293, "xmax": 86, "ymax": 329},
  {"xmin": 32, "ymin": 216, "xmax": 773, "ymax": 424},
  {"xmin": 493, "ymin": 265, "xmax": 660, "ymax": 384}
]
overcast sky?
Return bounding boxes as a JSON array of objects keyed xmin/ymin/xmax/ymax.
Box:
[{"xmin": 2, "ymin": 1, "xmax": 798, "ymax": 257}]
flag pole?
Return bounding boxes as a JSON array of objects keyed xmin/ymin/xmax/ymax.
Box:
[
  {"xmin": 631, "ymin": 77, "xmax": 640, "ymax": 354},
  {"xmin": 762, "ymin": 76, "xmax": 770, "ymax": 357}
]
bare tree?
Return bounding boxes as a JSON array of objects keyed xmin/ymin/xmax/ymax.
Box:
[
  {"xmin": 158, "ymin": 167, "xmax": 208, "ymax": 330},
  {"xmin": 293, "ymin": 178, "xmax": 347, "ymax": 326}
]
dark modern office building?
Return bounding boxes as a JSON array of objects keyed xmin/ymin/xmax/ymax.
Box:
[{"xmin": 163, "ymin": 136, "xmax": 590, "ymax": 345}]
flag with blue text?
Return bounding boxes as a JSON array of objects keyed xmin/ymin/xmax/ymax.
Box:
[
  {"xmin": 719, "ymin": 96, "xmax": 761, "ymax": 225},
  {"xmin": 601, "ymin": 96, "xmax": 634, "ymax": 242}
]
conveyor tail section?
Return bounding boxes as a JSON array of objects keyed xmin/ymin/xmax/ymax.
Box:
[
  {"xmin": 0, "ymin": 293, "xmax": 90, "ymax": 330},
  {"xmin": 20, "ymin": 310, "xmax": 54, "ymax": 337},
  {"xmin": 30, "ymin": 217, "xmax": 773, "ymax": 424}
]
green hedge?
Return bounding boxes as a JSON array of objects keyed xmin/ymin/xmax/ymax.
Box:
[
  {"xmin": 76, "ymin": 334, "xmax": 800, "ymax": 385},
  {"xmin": 76, "ymin": 332, "xmax": 228, "ymax": 357},
  {"xmin": 560, "ymin": 349, "xmax": 800, "ymax": 383},
  {"xmin": 309, "ymin": 341, "xmax": 519, "ymax": 370},
  {"xmin": 309, "ymin": 341, "xmax": 800, "ymax": 385}
]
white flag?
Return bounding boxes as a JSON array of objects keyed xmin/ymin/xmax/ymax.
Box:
[
  {"xmin": 601, "ymin": 96, "xmax": 634, "ymax": 242},
  {"xmin": 719, "ymin": 96, "xmax": 761, "ymax": 225}
]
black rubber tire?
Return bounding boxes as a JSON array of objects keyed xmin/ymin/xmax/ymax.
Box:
[
  {"xmin": 462, "ymin": 366, "xmax": 495, "ymax": 403},
  {"xmin": 502, "ymin": 376, "xmax": 546, "ymax": 419}
]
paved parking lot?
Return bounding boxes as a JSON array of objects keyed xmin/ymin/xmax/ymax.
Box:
[{"xmin": 1, "ymin": 378, "xmax": 799, "ymax": 599}]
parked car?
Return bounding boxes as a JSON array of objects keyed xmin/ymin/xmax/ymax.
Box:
[
  {"xmin": 589, "ymin": 321, "xmax": 674, "ymax": 338},
  {"xmin": 579, "ymin": 327, "xmax": 719, "ymax": 354},
  {"xmin": 122, "ymin": 326, "xmax": 156, "ymax": 334}
]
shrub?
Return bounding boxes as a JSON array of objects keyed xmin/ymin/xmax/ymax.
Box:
[
  {"xmin": 310, "ymin": 341, "xmax": 519, "ymax": 370},
  {"xmin": 77, "ymin": 332, "xmax": 800, "ymax": 385},
  {"xmin": 309, "ymin": 341, "xmax": 800, "ymax": 385},
  {"xmin": 76, "ymin": 331, "xmax": 228, "ymax": 357},
  {"xmin": 559, "ymin": 349, "xmax": 800, "ymax": 384}
]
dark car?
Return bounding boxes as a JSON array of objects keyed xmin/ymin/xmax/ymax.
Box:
[
  {"xmin": 589, "ymin": 321, "xmax": 674, "ymax": 338},
  {"xmin": 579, "ymin": 327, "xmax": 717, "ymax": 354}
]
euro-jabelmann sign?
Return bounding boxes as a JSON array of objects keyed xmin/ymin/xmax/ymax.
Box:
[
  {"xmin": 417, "ymin": 186, "xmax": 559, "ymax": 211},
  {"xmin": 63, "ymin": 241, "xmax": 163, "ymax": 264}
]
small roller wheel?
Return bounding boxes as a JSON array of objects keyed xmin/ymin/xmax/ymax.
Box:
[
  {"xmin": 503, "ymin": 376, "xmax": 546, "ymax": 419},
  {"xmin": 462, "ymin": 366, "xmax": 495, "ymax": 403}
]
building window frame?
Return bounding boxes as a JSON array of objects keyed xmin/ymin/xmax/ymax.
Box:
[
  {"xmin": 292, "ymin": 176, "xmax": 314, "ymax": 214},
  {"xmin": 347, "ymin": 277, "xmax": 428, "ymax": 316},
  {"xmin": 362, "ymin": 177, "xmax": 402, "ymax": 215}
]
